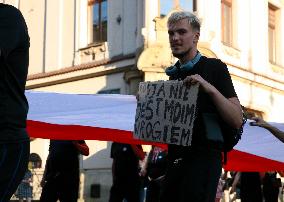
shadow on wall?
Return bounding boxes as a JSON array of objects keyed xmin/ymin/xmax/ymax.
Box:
[{"xmin": 81, "ymin": 141, "xmax": 113, "ymax": 202}]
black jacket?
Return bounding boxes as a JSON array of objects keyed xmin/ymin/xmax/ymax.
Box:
[{"xmin": 0, "ymin": 4, "xmax": 30, "ymax": 142}]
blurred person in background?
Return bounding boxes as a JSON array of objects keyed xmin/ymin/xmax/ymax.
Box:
[
  {"xmin": 16, "ymin": 165, "xmax": 33, "ymax": 202},
  {"xmin": 140, "ymin": 145, "xmax": 168, "ymax": 202},
  {"xmin": 109, "ymin": 142, "xmax": 145, "ymax": 202},
  {"xmin": 40, "ymin": 140, "xmax": 89, "ymax": 202}
]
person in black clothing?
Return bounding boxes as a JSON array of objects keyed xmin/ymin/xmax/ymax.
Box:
[
  {"xmin": 140, "ymin": 146, "xmax": 168, "ymax": 202},
  {"xmin": 240, "ymin": 172, "xmax": 263, "ymax": 202},
  {"xmin": 231, "ymin": 172, "xmax": 263, "ymax": 202},
  {"xmin": 0, "ymin": 4, "xmax": 30, "ymax": 201},
  {"xmin": 263, "ymin": 172, "xmax": 281, "ymax": 202},
  {"xmin": 40, "ymin": 140, "xmax": 89, "ymax": 202},
  {"xmin": 109, "ymin": 142, "xmax": 144, "ymax": 202},
  {"xmin": 160, "ymin": 11, "xmax": 243, "ymax": 202}
]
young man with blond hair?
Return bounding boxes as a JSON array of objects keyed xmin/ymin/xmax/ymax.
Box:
[{"xmin": 161, "ymin": 11, "xmax": 243, "ymax": 202}]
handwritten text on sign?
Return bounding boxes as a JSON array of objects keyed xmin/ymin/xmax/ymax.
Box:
[{"xmin": 134, "ymin": 80, "xmax": 199, "ymax": 146}]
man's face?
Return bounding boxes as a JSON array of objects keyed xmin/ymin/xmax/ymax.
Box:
[{"xmin": 168, "ymin": 18, "xmax": 200, "ymax": 59}]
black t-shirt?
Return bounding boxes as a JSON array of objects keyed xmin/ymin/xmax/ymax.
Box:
[
  {"xmin": 0, "ymin": 4, "xmax": 30, "ymax": 143},
  {"xmin": 110, "ymin": 143, "xmax": 140, "ymax": 177},
  {"xmin": 240, "ymin": 172, "xmax": 262, "ymax": 202},
  {"xmin": 47, "ymin": 140, "xmax": 79, "ymax": 172},
  {"xmin": 168, "ymin": 56, "xmax": 237, "ymax": 161},
  {"xmin": 146, "ymin": 147, "xmax": 168, "ymax": 179}
]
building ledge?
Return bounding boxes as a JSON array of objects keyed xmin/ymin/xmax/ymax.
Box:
[
  {"xmin": 28, "ymin": 54, "xmax": 135, "ymax": 81},
  {"xmin": 26, "ymin": 54, "xmax": 135, "ymax": 89}
]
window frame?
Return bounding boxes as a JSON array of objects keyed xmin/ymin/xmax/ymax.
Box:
[
  {"xmin": 268, "ymin": 4, "xmax": 277, "ymax": 64},
  {"xmin": 88, "ymin": 0, "xmax": 108, "ymax": 44},
  {"xmin": 221, "ymin": 0, "xmax": 233, "ymax": 46}
]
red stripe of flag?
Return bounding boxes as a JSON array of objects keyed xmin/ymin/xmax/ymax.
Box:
[{"xmin": 27, "ymin": 120, "xmax": 284, "ymax": 171}]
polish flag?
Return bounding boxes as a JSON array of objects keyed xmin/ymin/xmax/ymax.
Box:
[{"xmin": 26, "ymin": 91, "xmax": 284, "ymax": 171}]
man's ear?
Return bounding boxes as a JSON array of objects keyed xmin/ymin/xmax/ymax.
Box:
[{"xmin": 194, "ymin": 31, "xmax": 200, "ymax": 43}]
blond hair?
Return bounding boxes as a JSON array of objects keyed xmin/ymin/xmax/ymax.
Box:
[{"xmin": 167, "ymin": 11, "xmax": 201, "ymax": 32}]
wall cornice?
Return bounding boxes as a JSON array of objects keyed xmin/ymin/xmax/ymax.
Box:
[{"xmin": 26, "ymin": 54, "xmax": 135, "ymax": 89}]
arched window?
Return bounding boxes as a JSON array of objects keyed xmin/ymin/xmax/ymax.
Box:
[{"xmin": 29, "ymin": 153, "xmax": 42, "ymax": 169}]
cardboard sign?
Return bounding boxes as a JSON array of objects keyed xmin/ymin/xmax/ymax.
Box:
[{"xmin": 134, "ymin": 80, "xmax": 199, "ymax": 146}]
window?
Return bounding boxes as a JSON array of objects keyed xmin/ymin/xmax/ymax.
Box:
[
  {"xmin": 268, "ymin": 4, "xmax": 277, "ymax": 64},
  {"xmin": 221, "ymin": 0, "xmax": 232, "ymax": 45},
  {"xmin": 98, "ymin": 89, "xmax": 120, "ymax": 94},
  {"xmin": 89, "ymin": 0, "xmax": 107, "ymax": 43},
  {"xmin": 29, "ymin": 153, "xmax": 42, "ymax": 169},
  {"xmin": 159, "ymin": 0, "xmax": 196, "ymax": 18}
]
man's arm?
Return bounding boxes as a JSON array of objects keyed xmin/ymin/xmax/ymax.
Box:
[
  {"xmin": 183, "ymin": 74, "xmax": 243, "ymax": 129},
  {"xmin": 139, "ymin": 151, "xmax": 150, "ymax": 177},
  {"xmin": 72, "ymin": 140, "xmax": 90, "ymax": 156},
  {"xmin": 230, "ymin": 172, "xmax": 241, "ymax": 194},
  {"xmin": 250, "ymin": 117, "xmax": 284, "ymax": 143}
]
